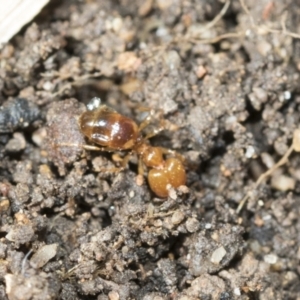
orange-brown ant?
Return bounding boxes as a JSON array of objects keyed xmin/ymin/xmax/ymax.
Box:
[{"xmin": 75, "ymin": 97, "xmax": 186, "ymax": 198}]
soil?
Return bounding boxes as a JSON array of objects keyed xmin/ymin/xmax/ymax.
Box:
[{"xmin": 0, "ymin": 0, "xmax": 300, "ymax": 299}]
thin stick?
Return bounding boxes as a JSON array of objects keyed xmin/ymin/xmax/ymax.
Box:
[
  {"xmin": 189, "ymin": 31, "xmax": 244, "ymax": 45},
  {"xmin": 254, "ymin": 145, "xmax": 294, "ymax": 188},
  {"xmin": 204, "ymin": 0, "xmax": 231, "ymax": 31},
  {"xmin": 236, "ymin": 144, "xmax": 294, "ymax": 214},
  {"xmin": 239, "ymin": 0, "xmax": 255, "ymax": 27},
  {"xmin": 239, "ymin": 0, "xmax": 300, "ymax": 39}
]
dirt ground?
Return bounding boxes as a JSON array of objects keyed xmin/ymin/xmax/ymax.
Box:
[{"xmin": 0, "ymin": 0, "xmax": 300, "ymax": 299}]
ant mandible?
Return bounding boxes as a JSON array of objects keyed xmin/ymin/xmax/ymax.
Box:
[{"xmin": 78, "ymin": 97, "xmax": 186, "ymax": 198}]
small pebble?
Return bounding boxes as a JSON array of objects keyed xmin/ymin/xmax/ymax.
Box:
[
  {"xmin": 185, "ymin": 218, "xmax": 200, "ymax": 233},
  {"xmin": 5, "ymin": 132, "xmax": 26, "ymax": 152},
  {"xmin": 271, "ymin": 174, "xmax": 295, "ymax": 191},
  {"xmin": 32, "ymin": 128, "xmax": 47, "ymax": 147},
  {"xmin": 30, "ymin": 244, "xmax": 58, "ymax": 268},
  {"xmin": 264, "ymin": 254, "xmax": 278, "ymax": 264},
  {"xmin": 108, "ymin": 291, "xmax": 119, "ymax": 300},
  {"xmin": 0, "ymin": 199, "xmax": 10, "ymax": 212},
  {"xmin": 234, "ymin": 287, "xmax": 241, "ymax": 296},
  {"xmin": 245, "ymin": 146, "xmax": 255, "ymax": 158},
  {"xmin": 171, "ymin": 211, "xmax": 185, "ymax": 225},
  {"xmin": 211, "ymin": 246, "xmax": 227, "ymax": 265}
]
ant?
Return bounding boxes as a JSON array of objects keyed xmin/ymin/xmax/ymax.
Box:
[{"xmin": 75, "ymin": 97, "xmax": 186, "ymax": 198}]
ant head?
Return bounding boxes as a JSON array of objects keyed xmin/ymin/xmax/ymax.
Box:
[{"xmin": 87, "ymin": 97, "xmax": 102, "ymax": 111}]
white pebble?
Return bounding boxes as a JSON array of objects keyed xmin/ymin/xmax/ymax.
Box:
[
  {"xmin": 205, "ymin": 223, "xmax": 212, "ymax": 229},
  {"xmin": 211, "ymin": 246, "xmax": 226, "ymax": 265},
  {"xmin": 234, "ymin": 288, "xmax": 241, "ymax": 296},
  {"xmin": 271, "ymin": 174, "xmax": 295, "ymax": 191},
  {"xmin": 245, "ymin": 146, "xmax": 255, "ymax": 158},
  {"xmin": 264, "ymin": 254, "xmax": 278, "ymax": 264},
  {"xmin": 283, "ymin": 91, "xmax": 291, "ymax": 100}
]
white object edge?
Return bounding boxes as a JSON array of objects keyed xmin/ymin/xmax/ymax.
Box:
[{"xmin": 0, "ymin": 0, "xmax": 49, "ymax": 46}]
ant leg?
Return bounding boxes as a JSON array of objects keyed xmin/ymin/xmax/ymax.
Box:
[
  {"xmin": 136, "ymin": 157, "xmax": 145, "ymax": 186},
  {"xmin": 137, "ymin": 106, "xmax": 165, "ymax": 131},
  {"xmin": 54, "ymin": 143, "xmax": 107, "ymax": 151},
  {"xmin": 138, "ymin": 157, "xmax": 145, "ymax": 176},
  {"xmin": 118, "ymin": 152, "xmax": 133, "ymax": 169},
  {"xmin": 112, "ymin": 153, "xmax": 123, "ymax": 162},
  {"xmin": 143, "ymin": 127, "xmax": 164, "ymax": 140},
  {"xmin": 138, "ymin": 108, "xmax": 167, "ymax": 141},
  {"xmin": 100, "ymin": 152, "xmax": 133, "ymax": 173},
  {"xmin": 83, "ymin": 145, "xmax": 106, "ymax": 151},
  {"xmin": 138, "ymin": 108, "xmax": 156, "ymax": 132},
  {"xmin": 55, "ymin": 143, "xmax": 120, "ymax": 153},
  {"xmin": 137, "ymin": 106, "xmax": 180, "ymax": 141},
  {"xmin": 159, "ymin": 147, "xmax": 185, "ymax": 163}
]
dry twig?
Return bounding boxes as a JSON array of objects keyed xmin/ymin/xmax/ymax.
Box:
[{"xmin": 237, "ymin": 129, "xmax": 300, "ymax": 213}]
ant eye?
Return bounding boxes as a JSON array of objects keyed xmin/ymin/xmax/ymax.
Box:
[{"xmin": 87, "ymin": 97, "xmax": 102, "ymax": 111}]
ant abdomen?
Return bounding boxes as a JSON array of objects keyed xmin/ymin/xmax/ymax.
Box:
[
  {"xmin": 79, "ymin": 105, "xmax": 139, "ymax": 150},
  {"xmin": 148, "ymin": 157, "xmax": 186, "ymax": 198}
]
